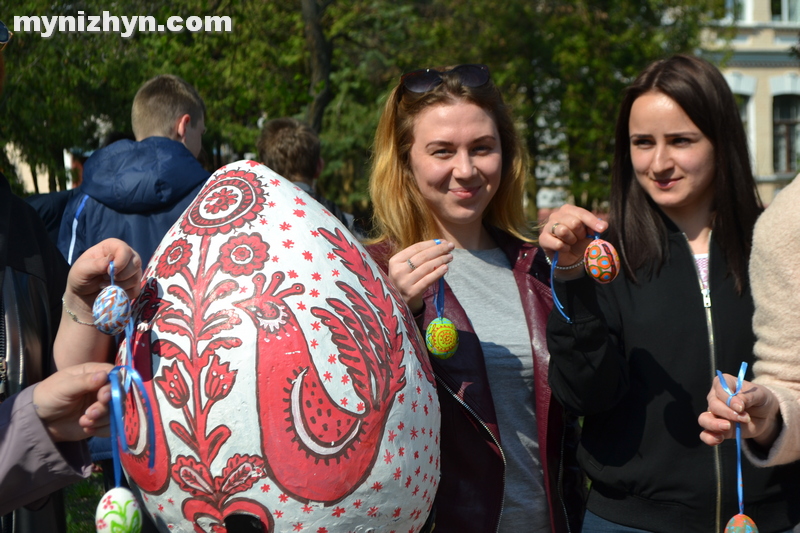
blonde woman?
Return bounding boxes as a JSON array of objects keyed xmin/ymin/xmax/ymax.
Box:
[{"xmin": 366, "ymin": 64, "xmax": 585, "ymax": 533}]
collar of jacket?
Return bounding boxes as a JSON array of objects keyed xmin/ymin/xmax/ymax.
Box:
[{"xmin": 80, "ymin": 137, "xmax": 210, "ymax": 213}]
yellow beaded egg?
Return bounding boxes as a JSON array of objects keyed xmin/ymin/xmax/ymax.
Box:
[{"xmin": 426, "ymin": 317, "xmax": 459, "ymax": 359}]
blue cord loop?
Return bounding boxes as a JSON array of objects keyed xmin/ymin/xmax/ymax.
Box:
[
  {"xmin": 432, "ymin": 239, "xmax": 445, "ymax": 319},
  {"xmin": 550, "ymin": 251, "xmax": 571, "ymax": 323},
  {"xmin": 101, "ymin": 262, "xmax": 157, "ymax": 487},
  {"xmin": 434, "ymin": 278, "xmax": 445, "ymax": 319},
  {"xmin": 549, "ymin": 230, "xmax": 601, "ymax": 324},
  {"xmin": 716, "ymin": 361, "xmax": 748, "ymax": 516}
]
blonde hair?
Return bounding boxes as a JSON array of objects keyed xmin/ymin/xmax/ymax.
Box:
[
  {"xmin": 131, "ymin": 74, "xmax": 205, "ymax": 141},
  {"xmin": 367, "ymin": 67, "xmax": 530, "ymax": 253}
]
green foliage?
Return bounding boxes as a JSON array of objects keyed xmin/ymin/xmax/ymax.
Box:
[
  {"xmin": 65, "ymin": 473, "xmax": 106, "ymax": 532},
  {"xmin": 2, "ymin": 0, "xmax": 730, "ymax": 216}
]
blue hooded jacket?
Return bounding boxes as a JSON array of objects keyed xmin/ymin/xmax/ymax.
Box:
[{"xmin": 57, "ymin": 137, "xmax": 210, "ymax": 265}]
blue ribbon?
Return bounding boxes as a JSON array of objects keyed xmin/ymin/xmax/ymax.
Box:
[
  {"xmin": 103, "ymin": 263, "xmax": 157, "ymax": 488},
  {"xmin": 550, "ymin": 252, "xmax": 572, "ymax": 323},
  {"xmin": 432, "ymin": 239, "xmax": 446, "ymax": 320},
  {"xmin": 549, "ymin": 231, "xmax": 604, "ymax": 324},
  {"xmin": 716, "ymin": 361, "xmax": 748, "ymax": 516},
  {"xmin": 433, "ymin": 279, "xmax": 445, "ymax": 320}
]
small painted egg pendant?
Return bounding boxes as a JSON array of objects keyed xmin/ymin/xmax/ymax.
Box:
[
  {"xmin": 426, "ymin": 317, "xmax": 459, "ymax": 359},
  {"xmin": 95, "ymin": 487, "xmax": 142, "ymax": 533},
  {"xmin": 92, "ymin": 263, "xmax": 131, "ymax": 335},
  {"xmin": 584, "ymin": 236, "xmax": 620, "ymax": 284},
  {"xmin": 425, "ymin": 261, "xmax": 459, "ymax": 359},
  {"xmin": 724, "ymin": 514, "xmax": 758, "ymax": 533}
]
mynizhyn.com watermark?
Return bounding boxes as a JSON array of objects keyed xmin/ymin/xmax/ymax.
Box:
[{"xmin": 13, "ymin": 12, "xmax": 232, "ymax": 38}]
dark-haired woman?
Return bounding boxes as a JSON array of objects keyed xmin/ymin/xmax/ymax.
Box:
[{"xmin": 540, "ymin": 54, "xmax": 800, "ymax": 532}]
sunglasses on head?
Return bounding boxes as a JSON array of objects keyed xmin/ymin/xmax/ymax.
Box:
[
  {"xmin": 0, "ymin": 21, "xmax": 11, "ymax": 52},
  {"xmin": 401, "ymin": 64, "xmax": 490, "ymax": 93}
]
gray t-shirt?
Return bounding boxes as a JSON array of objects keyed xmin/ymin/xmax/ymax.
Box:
[{"xmin": 445, "ymin": 247, "xmax": 550, "ymax": 533}]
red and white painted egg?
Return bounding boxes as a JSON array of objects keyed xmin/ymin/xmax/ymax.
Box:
[
  {"xmin": 584, "ymin": 238, "xmax": 620, "ymax": 284},
  {"xmin": 116, "ymin": 160, "xmax": 440, "ymax": 532}
]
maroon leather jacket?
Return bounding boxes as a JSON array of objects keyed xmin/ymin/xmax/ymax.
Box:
[{"xmin": 367, "ymin": 227, "xmax": 585, "ymax": 533}]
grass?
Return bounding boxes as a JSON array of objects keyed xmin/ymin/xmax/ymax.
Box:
[{"xmin": 65, "ymin": 472, "xmax": 106, "ymax": 533}]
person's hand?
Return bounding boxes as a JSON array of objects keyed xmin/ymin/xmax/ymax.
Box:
[
  {"xmin": 698, "ymin": 373, "xmax": 782, "ymax": 448},
  {"xmin": 32, "ymin": 362, "xmax": 115, "ymax": 442},
  {"xmin": 539, "ymin": 205, "xmax": 607, "ymax": 280},
  {"xmin": 63, "ymin": 238, "xmax": 142, "ymax": 317},
  {"xmin": 388, "ymin": 239, "xmax": 454, "ymax": 314},
  {"xmin": 56, "ymin": 239, "xmax": 142, "ymax": 369}
]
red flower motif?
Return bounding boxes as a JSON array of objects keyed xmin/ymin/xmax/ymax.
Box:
[
  {"xmin": 204, "ymin": 355, "xmax": 237, "ymax": 401},
  {"xmin": 205, "ymin": 187, "xmax": 237, "ymax": 214},
  {"xmin": 154, "ymin": 362, "xmax": 190, "ymax": 409},
  {"xmin": 157, "ymin": 238, "xmax": 192, "ymax": 278},
  {"xmin": 219, "ymin": 233, "xmax": 269, "ymax": 276},
  {"xmin": 182, "ymin": 170, "xmax": 266, "ymax": 236}
]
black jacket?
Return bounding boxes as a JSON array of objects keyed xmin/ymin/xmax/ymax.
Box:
[
  {"xmin": 1, "ymin": 175, "xmax": 71, "ymax": 533},
  {"xmin": 547, "ymin": 222, "xmax": 800, "ymax": 532}
]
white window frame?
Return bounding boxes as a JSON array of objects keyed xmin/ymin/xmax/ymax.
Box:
[
  {"xmin": 772, "ymin": 0, "xmax": 800, "ymax": 23},
  {"xmin": 723, "ymin": 0, "xmax": 752, "ymax": 22}
]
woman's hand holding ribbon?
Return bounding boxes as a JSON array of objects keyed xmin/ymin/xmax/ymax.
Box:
[
  {"xmin": 388, "ymin": 239, "xmax": 454, "ymax": 314},
  {"xmin": 699, "ymin": 373, "xmax": 782, "ymax": 448}
]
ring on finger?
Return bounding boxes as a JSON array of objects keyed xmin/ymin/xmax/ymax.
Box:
[
  {"xmin": 551, "ymin": 222, "xmax": 561, "ymax": 236},
  {"xmin": 407, "ymin": 258, "xmax": 417, "ymax": 271}
]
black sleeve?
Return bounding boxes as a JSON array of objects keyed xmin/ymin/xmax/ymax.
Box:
[
  {"xmin": 10, "ymin": 195, "xmax": 70, "ymax": 374},
  {"xmin": 546, "ymin": 275, "xmax": 630, "ymax": 416}
]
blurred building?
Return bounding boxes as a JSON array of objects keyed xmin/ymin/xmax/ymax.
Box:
[{"xmin": 702, "ymin": 0, "xmax": 800, "ymax": 204}]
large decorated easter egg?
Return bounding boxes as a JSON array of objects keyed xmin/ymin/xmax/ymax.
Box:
[
  {"xmin": 724, "ymin": 514, "xmax": 758, "ymax": 533},
  {"xmin": 584, "ymin": 238, "xmax": 620, "ymax": 284},
  {"xmin": 116, "ymin": 161, "xmax": 440, "ymax": 532}
]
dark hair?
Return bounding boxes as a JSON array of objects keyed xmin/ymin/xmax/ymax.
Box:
[
  {"xmin": 609, "ymin": 54, "xmax": 760, "ymax": 292},
  {"xmin": 256, "ymin": 118, "xmax": 320, "ymax": 182},
  {"xmin": 368, "ymin": 66, "xmax": 529, "ymax": 251}
]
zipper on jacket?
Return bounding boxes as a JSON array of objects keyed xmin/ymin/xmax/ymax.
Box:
[
  {"xmin": 435, "ymin": 376, "xmax": 508, "ymax": 533},
  {"xmin": 0, "ymin": 293, "xmax": 5, "ymax": 402},
  {"xmin": 683, "ymin": 232, "xmax": 721, "ymax": 533}
]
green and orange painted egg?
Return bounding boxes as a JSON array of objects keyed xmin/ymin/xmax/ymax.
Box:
[
  {"xmin": 584, "ymin": 239, "xmax": 620, "ymax": 284},
  {"xmin": 724, "ymin": 514, "xmax": 758, "ymax": 533}
]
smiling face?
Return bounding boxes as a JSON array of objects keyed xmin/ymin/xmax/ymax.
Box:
[
  {"xmin": 408, "ymin": 100, "xmax": 502, "ymax": 248},
  {"xmin": 629, "ymin": 91, "xmax": 716, "ymax": 224}
]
